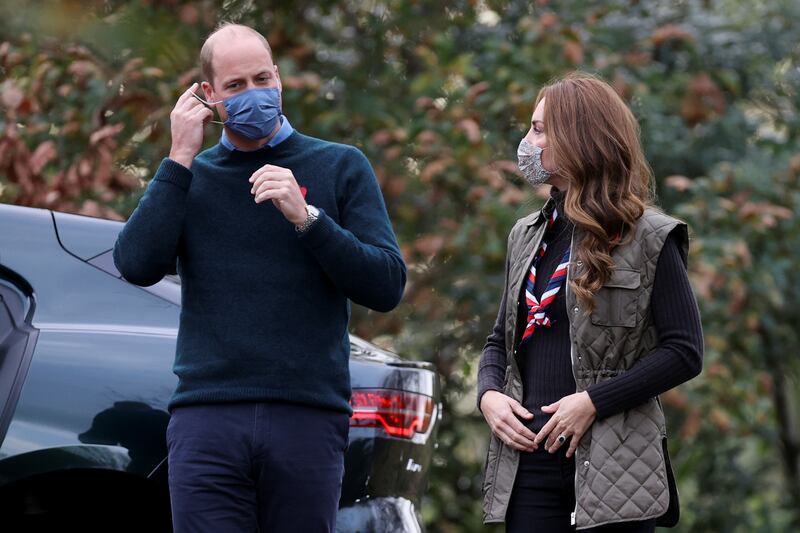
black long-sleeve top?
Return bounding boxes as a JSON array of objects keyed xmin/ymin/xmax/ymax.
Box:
[{"xmin": 477, "ymin": 190, "xmax": 703, "ymax": 432}]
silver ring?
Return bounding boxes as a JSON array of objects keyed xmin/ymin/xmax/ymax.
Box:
[{"xmin": 558, "ymin": 434, "xmax": 566, "ymax": 444}]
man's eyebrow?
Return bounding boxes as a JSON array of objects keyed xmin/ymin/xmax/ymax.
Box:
[
  {"xmin": 222, "ymin": 71, "xmax": 272, "ymax": 84},
  {"xmin": 222, "ymin": 69, "xmax": 275, "ymax": 85}
]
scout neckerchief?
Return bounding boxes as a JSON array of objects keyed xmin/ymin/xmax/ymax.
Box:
[{"xmin": 520, "ymin": 207, "xmax": 571, "ymax": 344}]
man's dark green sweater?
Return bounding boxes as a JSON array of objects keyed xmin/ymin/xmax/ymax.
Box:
[{"xmin": 113, "ymin": 131, "xmax": 406, "ymax": 414}]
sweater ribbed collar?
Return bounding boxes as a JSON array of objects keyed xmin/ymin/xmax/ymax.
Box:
[{"xmin": 534, "ymin": 186, "xmax": 567, "ymax": 226}]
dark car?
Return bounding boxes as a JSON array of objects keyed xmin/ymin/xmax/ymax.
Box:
[{"xmin": 0, "ymin": 203, "xmax": 440, "ymax": 532}]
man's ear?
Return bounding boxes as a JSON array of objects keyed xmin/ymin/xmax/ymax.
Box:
[
  {"xmin": 274, "ymin": 65, "xmax": 282, "ymax": 92},
  {"xmin": 201, "ymin": 81, "xmax": 215, "ymax": 101}
]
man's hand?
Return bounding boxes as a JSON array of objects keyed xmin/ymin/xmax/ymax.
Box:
[
  {"xmin": 249, "ymin": 164, "xmax": 307, "ymax": 226},
  {"xmin": 480, "ymin": 390, "xmax": 537, "ymax": 452},
  {"xmin": 534, "ymin": 391, "xmax": 597, "ymax": 458},
  {"xmin": 168, "ymin": 83, "xmax": 213, "ymax": 169}
]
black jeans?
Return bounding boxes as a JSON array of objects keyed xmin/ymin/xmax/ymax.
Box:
[
  {"xmin": 167, "ymin": 401, "xmax": 350, "ymax": 533},
  {"xmin": 506, "ymin": 447, "xmax": 657, "ymax": 533}
]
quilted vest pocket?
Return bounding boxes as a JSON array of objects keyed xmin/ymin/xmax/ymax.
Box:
[{"xmin": 590, "ymin": 268, "xmax": 641, "ymax": 327}]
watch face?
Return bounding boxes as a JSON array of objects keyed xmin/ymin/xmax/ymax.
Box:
[{"xmin": 307, "ymin": 205, "xmax": 319, "ymax": 217}]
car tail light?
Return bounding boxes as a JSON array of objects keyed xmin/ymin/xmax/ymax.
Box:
[{"xmin": 350, "ymin": 389, "xmax": 433, "ymax": 438}]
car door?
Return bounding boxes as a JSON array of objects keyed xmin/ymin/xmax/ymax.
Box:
[{"xmin": 0, "ymin": 263, "xmax": 38, "ymax": 447}]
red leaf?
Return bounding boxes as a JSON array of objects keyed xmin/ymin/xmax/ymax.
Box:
[
  {"xmin": 457, "ymin": 119, "xmax": 481, "ymax": 145},
  {"xmin": 89, "ymin": 123, "xmax": 125, "ymax": 146},
  {"xmin": 1, "ymin": 81, "xmax": 24, "ymax": 110},
  {"xmin": 665, "ymin": 175, "xmax": 692, "ymax": 191},
  {"xmin": 30, "ymin": 140, "xmax": 57, "ymax": 175}
]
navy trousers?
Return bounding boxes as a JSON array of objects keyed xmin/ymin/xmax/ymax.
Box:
[
  {"xmin": 166, "ymin": 402, "xmax": 350, "ymax": 533},
  {"xmin": 506, "ymin": 447, "xmax": 657, "ymax": 533}
]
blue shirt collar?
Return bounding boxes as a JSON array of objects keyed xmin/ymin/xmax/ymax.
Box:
[{"xmin": 220, "ymin": 115, "xmax": 294, "ymax": 152}]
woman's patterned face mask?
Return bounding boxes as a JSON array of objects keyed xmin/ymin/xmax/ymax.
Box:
[{"xmin": 517, "ymin": 138, "xmax": 552, "ymax": 186}]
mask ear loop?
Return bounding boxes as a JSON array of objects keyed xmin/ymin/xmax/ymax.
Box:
[{"xmin": 190, "ymin": 92, "xmax": 225, "ymax": 125}]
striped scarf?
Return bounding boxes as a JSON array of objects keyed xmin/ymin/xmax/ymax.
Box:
[{"xmin": 520, "ymin": 207, "xmax": 571, "ymax": 344}]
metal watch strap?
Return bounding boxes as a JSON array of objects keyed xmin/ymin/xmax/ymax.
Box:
[{"xmin": 296, "ymin": 204, "xmax": 319, "ymax": 233}]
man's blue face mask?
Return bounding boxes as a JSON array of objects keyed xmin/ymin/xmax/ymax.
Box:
[{"xmin": 193, "ymin": 87, "xmax": 282, "ymax": 140}]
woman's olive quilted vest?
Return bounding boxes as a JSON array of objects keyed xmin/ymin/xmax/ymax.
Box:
[{"xmin": 482, "ymin": 202, "xmax": 687, "ymax": 529}]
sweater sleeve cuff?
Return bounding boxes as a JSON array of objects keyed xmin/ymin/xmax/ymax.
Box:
[
  {"xmin": 155, "ymin": 158, "xmax": 193, "ymax": 191},
  {"xmin": 586, "ymin": 382, "xmax": 617, "ymax": 420},
  {"xmin": 477, "ymin": 386, "xmax": 504, "ymax": 414},
  {"xmin": 297, "ymin": 208, "xmax": 335, "ymax": 248}
]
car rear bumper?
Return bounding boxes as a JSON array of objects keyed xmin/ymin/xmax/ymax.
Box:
[{"xmin": 337, "ymin": 496, "xmax": 424, "ymax": 533}]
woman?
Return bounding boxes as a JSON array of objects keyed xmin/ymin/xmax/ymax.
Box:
[{"xmin": 478, "ymin": 72, "xmax": 703, "ymax": 532}]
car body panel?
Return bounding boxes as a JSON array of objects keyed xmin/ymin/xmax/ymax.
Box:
[
  {"xmin": 0, "ymin": 444, "xmax": 135, "ymax": 486},
  {"xmin": 52, "ymin": 211, "xmax": 127, "ymax": 261}
]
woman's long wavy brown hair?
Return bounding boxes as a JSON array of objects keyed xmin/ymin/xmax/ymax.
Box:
[{"xmin": 536, "ymin": 72, "xmax": 655, "ymax": 312}]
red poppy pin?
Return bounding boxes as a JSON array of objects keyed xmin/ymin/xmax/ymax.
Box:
[{"xmin": 300, "ymin": 186, "xmax": 308, "ymax": 199}]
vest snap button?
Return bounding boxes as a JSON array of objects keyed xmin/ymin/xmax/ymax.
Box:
[
  {"xmin": 576, "ymin": 260, "xmax": 583, "ymax": 267},
  {"xmin": 573, "ymin": 306, "xmax": 579, "ymax": 314},
  {"xmin": 584, "ymin": 460, "xmax": 590, "ymax": 467}
]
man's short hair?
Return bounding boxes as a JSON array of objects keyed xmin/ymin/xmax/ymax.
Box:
[{"xmin": 200, "ymin": 23, "xmax": 273, "ymax": 84}]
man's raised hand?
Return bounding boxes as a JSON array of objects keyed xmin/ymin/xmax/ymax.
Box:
[{"xmin": 168, "ymin": 83, "xmax": 213, "ymax": 170}]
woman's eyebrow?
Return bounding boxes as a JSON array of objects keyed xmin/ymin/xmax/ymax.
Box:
[{"xmin": 532, "ymin": 119, "xmax": 544, "ymax": 127}]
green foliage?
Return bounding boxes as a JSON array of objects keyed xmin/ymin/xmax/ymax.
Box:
[{"xmin": 1, "ymin": 1, "xmax": 798, "ymax": 531}]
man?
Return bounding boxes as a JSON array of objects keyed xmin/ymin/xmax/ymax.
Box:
[{"xmin": 113, "ymin": 23, "xmax": 406, "ymax": 532}]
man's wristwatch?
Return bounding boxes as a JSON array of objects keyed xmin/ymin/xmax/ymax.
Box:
[{"xmin": 295, "ymin": 204, "xmax": 320, "ymax": 233}]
